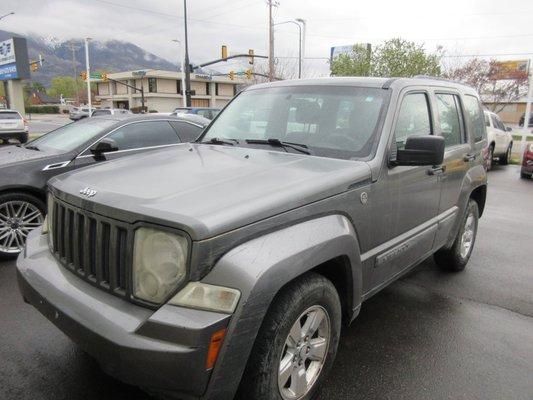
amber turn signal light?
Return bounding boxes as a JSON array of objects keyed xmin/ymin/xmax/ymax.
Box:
[{"xmin": 206, "ymin": 328, "xmax": 226, "ymax": 370}]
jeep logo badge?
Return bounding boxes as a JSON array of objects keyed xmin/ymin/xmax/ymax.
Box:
[
  {"xmin": 79, "ymin": 187, "xmax": 97, "ymax": 197},
  {"xmin": 360, "ymin": 192, "xmax": 368, "ymax": 205}
]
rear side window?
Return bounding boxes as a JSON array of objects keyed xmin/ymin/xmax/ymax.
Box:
[
  {"xmin": 0, "ymin": 112, "xmax": 22, "ymax": 120},
  {"xmin": 169, "ymin": 121, "xmax": 203, "ymax": 142},
  {"xmin": 106, "ymin": 121, "xmax": 180, "ymax": 150},
  {"xmin": 463, "ymin": 95, "xmax": 486, "ymax": 142},
  {"xmin": 394, "ymin": 93, "xmax": 432, "ymax": 149},
  {"xmin": 436, "ymin": 93, "xmax": 464, "ymax": 147}
]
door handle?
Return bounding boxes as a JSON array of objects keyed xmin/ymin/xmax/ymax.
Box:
[
  {"xmin": 463, "ymin": 153, "xmax": 476, "ymax": 162},
  {"xmin": 427, "ymin": 165, "xmax": 446, "ymax": 175}
]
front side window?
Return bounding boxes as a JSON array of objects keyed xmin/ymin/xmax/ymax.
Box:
[
  {"xmin": 202, "ymin": 85, "xmax": 388, "ymax": 159},
  {"xmin": 106, "ymin": 120, "xmax": 180, "ymax": 150},
  {"xmin": 463, "ymin": 95, "xmax": 486, "ymax": 142},
  {"xmin": 436, "ymin": 93, "xmax": 464, "ymax": 147},
  {"xmin": 28, "ymin": 119, "xmax": 117, "ymax": 153},
  {"xmin": 484, "ymin": 113, "xmax": 490, "ymax": 127},
  {"xmin": 394, "ymin": 93, "xmax": 431, "ymax": 149}
]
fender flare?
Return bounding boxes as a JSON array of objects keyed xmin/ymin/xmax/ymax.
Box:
[{"xmin": 201, "ymin": 214, "xmax": 362, "ymax": 400}]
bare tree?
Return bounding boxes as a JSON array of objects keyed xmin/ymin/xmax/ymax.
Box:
[{"xmin": 444, "ymin": 58, "xmax": 528, "ymax": 113}]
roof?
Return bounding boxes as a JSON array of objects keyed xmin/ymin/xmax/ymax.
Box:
[
  {"xmin": 94, "ymin": 69, "xmax": 245, "ymax": 85},
  {"xmin": 29, "ymin": 90, "xmax": 61, "ymax": 104},
  {"xmin": 246, "ymin": 76, "xmax": 479, "ymax": 95},
  {"xmin": 89, "ymin": 113, "xmax": 209, "ymax": 127}
]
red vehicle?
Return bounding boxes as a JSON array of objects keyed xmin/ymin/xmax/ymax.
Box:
[{"xmin": 521, "ymin": 143, "xmax": 533, "ymax": 179}]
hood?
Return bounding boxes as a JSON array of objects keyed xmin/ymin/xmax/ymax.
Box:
[
  {"xmin": 50, "ymin": 144, "xmax": 371, "ymax": 240},
  {"xmin": 0, "ymin": 145, "xmax": 59, "ymax": 167}
]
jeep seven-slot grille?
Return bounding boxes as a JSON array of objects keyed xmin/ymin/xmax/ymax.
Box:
[{"xmin": 50, "ymin": 197, "xmax": 132, "ymax": 298}]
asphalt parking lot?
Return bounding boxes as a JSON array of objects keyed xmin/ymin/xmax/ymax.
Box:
[{"xmin": 0, "ymin": 165, "xmax": 532, "ymax": 400}]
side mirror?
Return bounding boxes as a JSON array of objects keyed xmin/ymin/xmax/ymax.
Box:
[
  {"xmin": 505, "ymin": 126, "xmax": 512, "ymax": 132},
  {"xmin": 90, "ymin": 138, "xmax": 118, "ymax": 159},
  {"xmin": 393, "ymin": 135, "xmax": 445, "ymax": 166}
]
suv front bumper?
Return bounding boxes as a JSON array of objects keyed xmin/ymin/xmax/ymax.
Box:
[{"xmin": 17, "ymin": 230, "xmax": 230, "ymax": 399}]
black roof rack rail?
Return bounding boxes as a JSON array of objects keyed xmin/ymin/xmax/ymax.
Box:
[
  {"xmin": 381, "ymin": 78, "xmax": 398, "ymax": 89},
  {"xmin": 412, "ymin": 75, "xmax": 453, "ymax": 82}
]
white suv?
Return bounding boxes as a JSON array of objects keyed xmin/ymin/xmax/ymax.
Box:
[
  {"xmin": 484, "ymin": 110, "xmax": 513, "ymax": 169},
  {"xmin": 0, "ymin": 109, "xmax": 28, "ymax": 144}
]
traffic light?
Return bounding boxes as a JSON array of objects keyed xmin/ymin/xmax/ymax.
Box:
[
  {"xmin": 229, "ymin": 70, "xmax": 235, "ymax": 80},
  {"xmin": 101, "ymin": 73, "xmax": 108, "ymax": 82},
  {"xmin": 248, "ymin": 49, "xmax": 254, "ymax": 65},
  {"xmin": 245, "ymin": 69, "xmax": 252, "ymax": 79},
  {"xmin": 30, "ymin": 62, "xmax": 38, "ymax": 72},
  {"xmin": 80, "ymin": 71, "xmax": 87, "ymax": 80},
  {"xmin": 221, "ymin": 45, "xmax": 228, "ymax": 59}
]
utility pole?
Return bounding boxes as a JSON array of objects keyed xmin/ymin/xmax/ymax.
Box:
[
  {"xmin": 172, "ymin": 39, "xmax": 187, "ymax": 108},
  {"xmin": 84, "ymin": 38, "xmax": 92, "ymax": 114},
  {"xmin": 268, "ymin": 1, "xmax": 276, "ymax": 81},
  {"xmin": 183, "ymin": 0, "xmax": 192, "ymax": 107},
  {"xmin": 69, "ymin": 41, "xmax": 80, "ymax": 105}
]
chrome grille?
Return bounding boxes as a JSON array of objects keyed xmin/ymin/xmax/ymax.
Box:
[{"xmin": 50, "ymin": 197, "xmax": 133, "ymax": 298}]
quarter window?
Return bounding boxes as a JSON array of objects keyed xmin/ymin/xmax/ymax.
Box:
[
  {"xmin": 395, "ymin": 93, "xmax": 432, "ymax": 149},
  {"xmin": 106, "ymin": 121, "xmax": 180, "ymax": 150},
  {"xmin": 436, "ymin": 93, "xmax": 464, "ymax": 147},
  {"xmin": 463, "ymin": 95, "xmax": 486, "ymax": 142},
  {"xmin": 170, "ymin": 121, "xmax": 203, "ymax": 142}
]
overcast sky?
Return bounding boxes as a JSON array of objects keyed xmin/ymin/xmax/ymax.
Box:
[{"xmin": 2, "ymin": 0, "xmax": 533, "ymax": 76}]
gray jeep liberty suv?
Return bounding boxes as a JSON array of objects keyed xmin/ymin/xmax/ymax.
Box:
[{"xmin": 17, "ymin": 77, "xmax": 487, "ymax": 400}]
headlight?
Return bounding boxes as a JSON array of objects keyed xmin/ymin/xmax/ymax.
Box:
[
  {"xmin": 169, "ymin": 282, "xmax": 241, "ymax": 314},
  {"xmin": 133, "ymin": 227, "xmax": 188, "ymax": 304}
]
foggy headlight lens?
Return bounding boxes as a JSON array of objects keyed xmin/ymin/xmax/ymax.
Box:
[
  {"xmin": 169, "ymin": 282, "xmax": 241, "ymax": 314},
  {"xmin": 133, "ymin": 227, "xmax": 188, "ymax": 304}
]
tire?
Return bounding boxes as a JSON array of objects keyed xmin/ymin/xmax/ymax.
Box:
[
  {"xmin": 521, "ymin": 172, "xmax": 531, "ymax": 179},
  {"xmin": 237, "ymin": 273, "xmax": 342, "ymax": 400},
  {"xmin": 19, "ymin": 133, "xmax": 28, "ymax": 144},
  {"xmin": 499, "ymin": 144, "xmax": 512, "ymax": 165},
  {"xmin": 434, "ymin": 199, "xmax": 479, "ymax": 272},
  {"xmin": 0, "ymin": 192, "xmax": 46, "ymax": 260}
]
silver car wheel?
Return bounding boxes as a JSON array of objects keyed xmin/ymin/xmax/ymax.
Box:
[
  {"xmin": 278, "ymin": 305, "xmax": 330, "ymax": 400},
  {"xmin": 0, "ymin": 200, "xmax": 44, "ymax": 253},
  {"xmin": 460, "ymin": 213, "xmax": 475, "ymax": 259}
]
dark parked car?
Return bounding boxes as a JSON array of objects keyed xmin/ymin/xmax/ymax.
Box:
[
  {"xmin": 519, "ymin": 114, "xmax": 533, "ymax": 128},
  {"xmin": 521, "ymin": 143, "xmax": 533, "ymax": 179},
  {"xmin": 17, "ymin": 77, "xmax": 487, "ymax": 400},
  {"xmin": 0, "ymin": 114, "xmax": 207, "ymax": 258},
  {"xmin": 173, "ymin": 107, "xmax": 221, "ymax": 119}
]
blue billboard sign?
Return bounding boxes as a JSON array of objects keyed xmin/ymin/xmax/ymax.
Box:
[
  {"xmin": 0, "ymin": 62, "xmax": 20, "ymax": 80},
  {"xmin": 0, "ymin": 37, "xmax": 30, "ymax": 81}
]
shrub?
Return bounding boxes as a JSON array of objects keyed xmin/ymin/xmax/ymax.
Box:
[{"xmin": 26, "ymin": 105, "xmax": 60, "ymax": 114}]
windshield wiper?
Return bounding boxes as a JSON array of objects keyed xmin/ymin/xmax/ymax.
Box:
[
  {"xmin": 245, "ymin": 138, "xmax": 311, "ymax": 155},
  {"xmin": 201, "ymin": 137, "xmax": 238, "ymax": 146}
]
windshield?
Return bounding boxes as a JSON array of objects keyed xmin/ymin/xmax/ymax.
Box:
[
  {"xmin": 28, "ymin": 118, "xmax": 116, "ymax": 153},
  {"xmin": 202, "ymin": 85, "xmax": 388, "ymax": 159}
]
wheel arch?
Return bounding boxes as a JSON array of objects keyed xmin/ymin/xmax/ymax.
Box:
[
  {"xmin": 0, "ymin": 186, "xmax": 46, "ymax": 206},
  {"xmin": 201, "ymin": 214, "xmax": 363, "ymax": 400},
  {"xmin": 470, "ymin": 184, "xmax": 487, "ymax": 217}
]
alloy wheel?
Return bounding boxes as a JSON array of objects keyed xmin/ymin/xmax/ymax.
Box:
[
  {"xmin": 278, "ymin": 305, "xmax": 330, "ymax": 400},
  {"xmin": 0, "ymin": 201, "xmax": 44, "ymax": 253},
  {"xmin": 460, "ymin": 213, "xmax": 475, "ymax": 259}
]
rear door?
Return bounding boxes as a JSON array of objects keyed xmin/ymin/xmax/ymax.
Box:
[{"xmin": 432, "ymin": 91, "xmax": 471, "ymax": 247}]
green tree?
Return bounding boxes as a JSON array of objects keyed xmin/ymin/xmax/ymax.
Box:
[
  {"xmin": 48, "ymin": 76, "xmax": 79, "ymax": 98},
  {"xmin": 331, "ymin": 38, "xmax": 442, "ymax": 78}
]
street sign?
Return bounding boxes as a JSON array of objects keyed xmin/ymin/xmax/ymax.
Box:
[{"xmin": 491, "ymin": 60, "xmax": 529, "ymax": 80}]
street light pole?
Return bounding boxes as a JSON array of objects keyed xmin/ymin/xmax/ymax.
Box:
[
  {"xmin": 274, "ymin": 20, "xmax": 302, "ymax": 79},
  {"xmin": 84, "ymin": 38, "xmax": 92, "ymax": 115},
  {"xmin": 0, "ymin": 12, "xmax": 15, "ymax": 21},
  {"xmin": 182, "ymin": 0, "xmax": 192, "ymax": 107},
  {"xmin": 172, "ymin": 39, "xmax": 187, "ymax": 108},
  {"xmin": 295, "ymin": 18, "xmax": 306, "ymax": 76}
]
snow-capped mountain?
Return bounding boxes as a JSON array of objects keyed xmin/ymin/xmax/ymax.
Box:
[{"xmin": 0, "ymin": 29, "xmax": 178, "ymax": 86}]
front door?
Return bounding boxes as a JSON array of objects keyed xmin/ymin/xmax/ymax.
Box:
[{"xmin": 370, "ymin": 90, "xmax": 442, "ymax": 288}]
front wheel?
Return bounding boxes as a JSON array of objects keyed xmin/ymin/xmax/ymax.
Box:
[
  {"xmin": 0, "ymin": 193, "xmax": 45, "ymax": 259},
  {"xmin": 237, "ymin": 273, "xmax": 342, "ymax": 400},
  {"xmin": 434, "ymin": 199, "xmax": 479, "ymax": 272}
]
